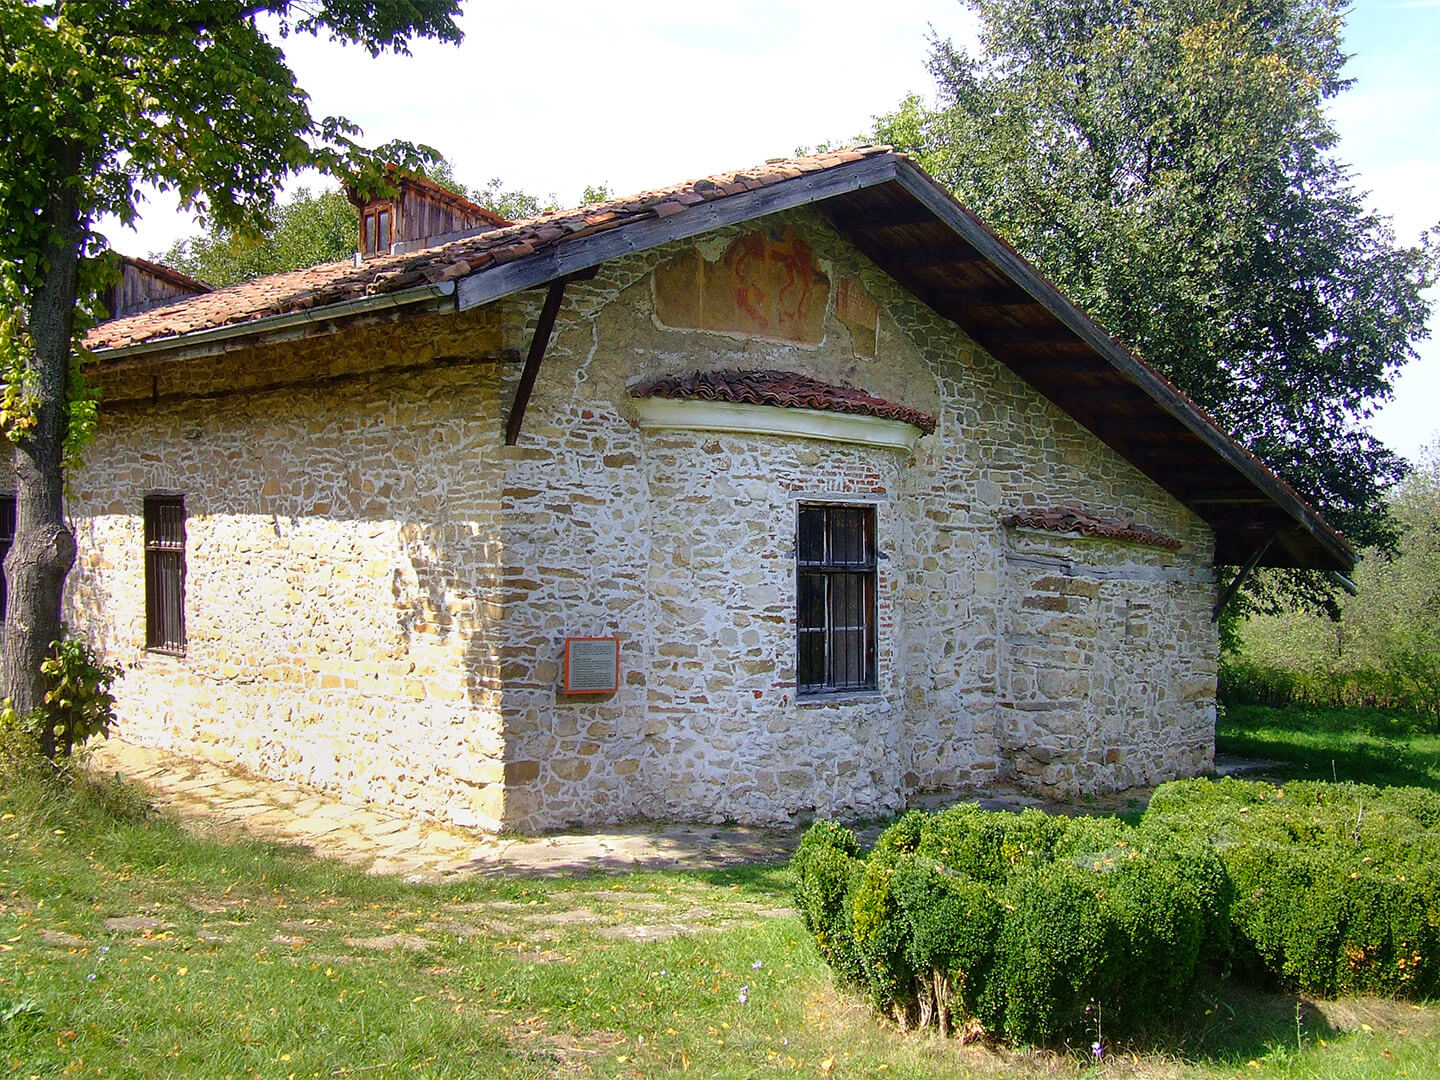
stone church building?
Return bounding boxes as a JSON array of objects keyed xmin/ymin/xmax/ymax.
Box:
[{"xmin": 58, "ymin": 147, "xmax": 1351, "ymax": 832}]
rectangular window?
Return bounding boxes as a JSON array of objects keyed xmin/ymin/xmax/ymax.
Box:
[
  {"xmin": 144, "ymin": 494, "xmax": 186, "ymax": 653},
  {"xmin": 797, "ymin": 503, "xmax": 876, "ymax": 694},
  {"xmin": 363, "ymin": 212, "xmax": 377, "ymax": 254},
  {"xmin": 376, "ymin": 208, "xmax": 390, "ymax": 253},
  {"xmin": 0, "ymin": 492, "xmax": 14, "ymax": 622}
]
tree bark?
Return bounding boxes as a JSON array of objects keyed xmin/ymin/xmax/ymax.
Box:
[{"xmin": 1, "ymin": 149, "xmax": 83, "ymax": 719}]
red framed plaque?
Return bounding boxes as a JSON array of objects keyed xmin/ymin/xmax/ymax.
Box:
[{"xmin": 564, "ymin": 637, "xmax": 619, "ymax": 694}]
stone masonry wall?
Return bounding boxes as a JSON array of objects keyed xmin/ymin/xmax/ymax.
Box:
[
  {"xmin": 69, "ymin": 206, "xmax": 1219, "ymax": 833},
  {"xmin": 489, "ymin": 208, "xmax": 1216, "ymax": 829},
  {"xmin": 490, "ymin": 218, "xmax": 939, "ymax": 830},
  {"xmin": 68, "ymin": 307, "xmax": 520, "ymax": 829},
  {"xmin": 767, "ymin": 216, "xmax": 1220, "ymax": 800}
]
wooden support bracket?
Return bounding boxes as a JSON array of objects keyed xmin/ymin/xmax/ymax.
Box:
[
  {"xmin": 504, "ymin": 278, "xmax": 569, "ymax": 446},
  {"xmin": 1212, "ymin": 533, "xmax": 1275, "ymax": 623}
]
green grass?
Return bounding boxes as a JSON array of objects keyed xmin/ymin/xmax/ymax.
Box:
[
  {"xmin": 1217, "ymin": 704, "xmax": 1440, "ymax": 791},
  {"xmin": 3, "ymin": 762, "xmax": 1438, "ymax": 1079}
]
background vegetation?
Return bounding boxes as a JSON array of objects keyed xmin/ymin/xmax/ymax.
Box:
[{"xmin": 1223, "ymin": 445, "xmax": 1440, "ymax": 725}]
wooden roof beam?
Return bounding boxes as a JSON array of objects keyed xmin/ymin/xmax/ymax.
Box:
[
  {"xmin": 504, "ymin": 278, "xmax": 568, "ymax": 446},
  {"xmin": 982, "ymin": 327, "xmax": 1082, "ymax": 346},
  {"xmin": 827, "ymin": 204, "xmax": 935, "ymax": 231},
  {"xmin": 887, "ymin": 244, "xmax": 987, "ymax": 269},
  {"xmin": 1188, "ymin": 496, "xmax": 1277, "ymax": 506},
  {"xmin": 947, "ymin": 285, "xmax": 1037, "ymax": 307}
]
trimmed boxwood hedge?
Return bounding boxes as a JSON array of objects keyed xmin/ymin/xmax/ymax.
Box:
[
  {"xmin": 792, "ymin": 806, "xmax": 1225, "ymax": 1045},
  {"xmin": 793, "ymin": 779, "xmax": 1440, "ymax": 1047},
  {"xmin": 1143, "ymin": 778, "xmax": 1440, "ymax": 998}
]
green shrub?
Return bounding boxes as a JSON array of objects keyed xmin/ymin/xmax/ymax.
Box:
[
  {"xmin": 1144, "ymin": 778, "xmax": 1440, "ymax": 998},
  {"xmin": 850, "ymin": 856, "xmax": 913, "ymax": 1014},
  {"xmin": 0, "ymin": 629, "xmax": 120, "ymax": 766},
  {"xmin": 986, "ymin": 848, "xmax": 1208, "ymax": 1044},
  {"xmin": 916, "ymin": 803, "xmax": 1063, "ymax": 883},
  {"xmin": 798, "ymin": 781, "xmax": 1440, "ymax": 1048},
  {"xmin": 890, "ymin": 857, "xmax": 1000, "ymax": 1024},
  {"xmin": 792, "ymin": 821, "xmax": 866, "ymax": 985},
  {"xmin": 793, "ymin": 805, "xmax": 1224, "ymax": 1046}
]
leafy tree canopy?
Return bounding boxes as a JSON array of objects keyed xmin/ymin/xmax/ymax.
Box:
[
  {"xmin": 157, "ymin": 186, "xmax": 358, "ymax": 287},
  {"xmin": 0, "ymin": 0, "xmax": 462, "ymax": 717},
  {"xmin": 877, "ymin": 0, "xmax": 1437, "ymax": 568}
]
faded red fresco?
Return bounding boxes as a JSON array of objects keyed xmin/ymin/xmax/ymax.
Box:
[
  {"xmin": 653, "ymin": 228, "xmax": 830, "ymax": 345},
  {"xmin": 836, "ymin": 277, "xmax": 879, "ymax": 358}
]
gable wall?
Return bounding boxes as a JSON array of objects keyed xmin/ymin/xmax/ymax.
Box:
[{"xmin": 490, "ymin": 209, "xmax": 1216, "ymax": 830}]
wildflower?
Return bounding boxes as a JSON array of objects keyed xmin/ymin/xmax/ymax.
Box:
[
  {"xmin": 752, "ymin": 960, "xmax": 763, "ymax": 969},
  {"xmin": 1091, "ymin": 1040, "xmax": 1104, "ymax": 1060},
  {"xmin": 737, "ymin": 986, "xmax": 749, "ymax": 1005},
  {"xmin": 86, "ymin": 973, "xmax": 96, "ymax": 982}
]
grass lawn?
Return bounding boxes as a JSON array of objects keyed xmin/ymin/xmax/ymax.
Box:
[
  {"xmin": 1218, "ymin": 705, "xmax": 1440, "ymax": 791},
  {"xmin": 2, "ymin": 761, "xmax": 1436, "ymax": 1079}
]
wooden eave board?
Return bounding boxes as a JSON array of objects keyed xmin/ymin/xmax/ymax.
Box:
[{"xmin": 814, "ymin": 171, "xmax": 1352, "ymax": 571}]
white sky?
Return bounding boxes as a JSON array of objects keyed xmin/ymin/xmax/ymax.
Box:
[{"xmin": 103, "ymin": 0, "xmax": 1439, "ymax": 463}]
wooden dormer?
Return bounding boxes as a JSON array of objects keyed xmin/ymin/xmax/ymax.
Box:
[
  {"xmin": 105, "ymin": 256, "xmax": 212, "ymax": 320},
  {"xmin": 349, "ymin": 170, "xmax": 511, "ymax": 258}
]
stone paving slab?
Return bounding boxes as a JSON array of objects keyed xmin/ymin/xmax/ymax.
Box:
[
  {"xmin": 87, "ymin": 739, "xmax": 817, "ymax": 882},
  {"xmin": 87, "ymin": 739, "xmax": 1200, "ymax": 882}
]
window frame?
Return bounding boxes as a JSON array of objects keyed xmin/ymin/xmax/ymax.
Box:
[
  {"xmin": 796, "ymin": 502, "xmax": 877, "ymax": 696},
  {"xmin": 144, "ymin": 493, "xmax": 187, "ymax": 655},
  {"xmin": 362, "ymin": 206, "xmax": 393, "ymax": 256}
]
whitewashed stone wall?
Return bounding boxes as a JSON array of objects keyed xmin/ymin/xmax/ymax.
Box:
[
  {"xmin": 69, "ymin": 207, "xmax": 1218, "ymax": 833},
  {"xmin": 69, "ymin": 308, "xmax": 519, "ymax": 829}
]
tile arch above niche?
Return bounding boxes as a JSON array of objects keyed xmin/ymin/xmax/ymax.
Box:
[
  {"xmin": 634, "ymin": 397, "xmax": 926, "ymax": 452},
  {"xmin": 630, "ymin": 368, "xmax": 935, "ymax": 452}
]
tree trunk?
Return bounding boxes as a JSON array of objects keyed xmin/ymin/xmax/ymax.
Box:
[{"xmin": 1, "ymin": 151, "xmax": 83, "ymax": 720}]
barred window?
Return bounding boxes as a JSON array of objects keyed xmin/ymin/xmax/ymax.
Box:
[
  {"xmin": 144, "ymin": 494, "xmax": 186, "ymax": 653},
  {"xmin": 797, "ymin": 503, "xmax": 876, "ymax": 694},
  {"xmin": 0, "ymin": 492, "xmax": 14, "ymax": 622}
]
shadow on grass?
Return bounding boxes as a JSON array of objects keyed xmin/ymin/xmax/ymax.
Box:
[
  {"xmin": 1217, "ymin": 730, "xmax": 1440, "ymax": 791},
  {"xmin": 1137, "ymin": 983, "xmax": 1336, "ymax": 1066},
  {"xmin": 1217, "ymin": 704, "xmax": 1440, "ymax": 792},
  {"xmin": 690, "ymin": 862, "xmax": 795, "ymax": 899}
]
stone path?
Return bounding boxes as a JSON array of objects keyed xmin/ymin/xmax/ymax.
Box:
[
  {"xmin": 88, "ymin": 739, "xmax": 808, "ymax": 882},
  {"xmin": 89, "ymin": 739, "xmax": 1248, "ymax": 883}
]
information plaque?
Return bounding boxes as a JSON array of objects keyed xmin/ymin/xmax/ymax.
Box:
[{"xmin": 564, "ymin": 637, "xmax": 619, "ymax": 694}]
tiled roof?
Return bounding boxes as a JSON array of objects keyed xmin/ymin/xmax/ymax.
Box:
[
  {"xmin": 630, "ymin": 369, "xmax": 937, "ymax": 434},
  {"xmin": 85, "ymin": 146, "xmax": 894, "ymax": 353},
  {"xmin": 1001, "ymin": 508, "xmax": 1184, "ymax": 550}
]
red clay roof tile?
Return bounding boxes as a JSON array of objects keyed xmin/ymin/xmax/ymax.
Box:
[
  {"xmin": 1001, "ymin": 508, "xmax": 1183, "ymax": 550},
  {"xmin": 85, "ymin": 146, "xmax": 896, "ymax": 354}
]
